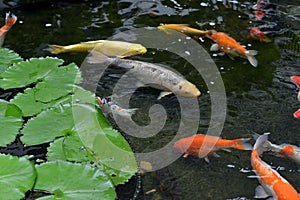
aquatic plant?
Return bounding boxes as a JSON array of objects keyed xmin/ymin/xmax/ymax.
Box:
[{"xmin": 0, "ymin": 48, "xmax": 137, "ymax": 199}]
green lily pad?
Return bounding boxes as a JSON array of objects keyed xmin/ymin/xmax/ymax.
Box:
[
  {"xmin": 34, "ymin": 63, "xmax": 82, "ymax": 102},
  {"xmin": 0, "ymin": 153, "xmax": 36, "ymax": 200},
  {"xmin": 0, "ymin": 57, "xmax": 63, "ymax": 90},
  {"xmin": 21, "ymin": 106, "xmax": 74, "ymax": 145},
  {"xmin": 11, "ymin": 87, "xmax": 72, "ymax": 117},
  {"xmin": 0, "ymin": 100, "xmax": 23, "ymax": 146},
  {"xmin": 34, "ymin": 161, "xmax": 116, "ymax": 200},
  {"xmin": 47, "ymin": 138, "xmax": 66, "ymax": 162},
  {"xmin": 0, "ymin": 48, "xmax": 22, "ymax": 74}
]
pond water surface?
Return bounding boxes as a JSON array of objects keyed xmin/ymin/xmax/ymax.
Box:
[{"xmin": 1, "ymin": 0, "xmax": 300, "ymax": 199}]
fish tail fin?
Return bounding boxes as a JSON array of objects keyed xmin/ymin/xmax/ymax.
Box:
[
  {"xmin": 48, "ymin": 45, "xmax": 66, "ymax": 54},
  {"xmin": 246, "ymin": 50, "xmax": 258, "ymax": 67},
  {"xmin": 5, "ymin": 12, "xmax": 17, "ymax": 27},
  {"xmin": 234, "ymin": 138, "xmax": 253, "ymax": 150},
  {"xmin": 254, "ymin": 133, "xmax": 270, "ymax": 155}
]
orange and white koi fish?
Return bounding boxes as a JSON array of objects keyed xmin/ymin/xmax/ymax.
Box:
[
  {"xmin": 265, "ymin": 140, "xmax": 300, "ymax": 166},
  {"xmin": 251, "ymin": 133, "xmax": 300, "ymax": 199},
  {"xmin": 0, "ymin": 12, "xmax": 17, "ymax": 47},
  {"xmin": 249, "ymin": 27, "xmax": 272, "ymax": 43},
  {"xmin": 157, "ymin": 24, "xmax": 211, "ymax": 36},
  {"xmin": 291, "ymin": 76, "xmax": 300, "ymax": 101},
  {"xmin": 173, "ymin": 134, "xmax": 252, "ymax": 163},
  {"xmin": 208, "ymin": 30, "xmax": 258, "ymax": 67}
]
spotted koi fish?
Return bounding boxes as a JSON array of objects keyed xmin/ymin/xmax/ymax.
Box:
[{"xmin": 251, "ymin": 133, "xmax": 300, "ymax": 199}]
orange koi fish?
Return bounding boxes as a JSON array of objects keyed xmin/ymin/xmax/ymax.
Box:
[
  {"xmin": 251, "ymin": 133, "xmax": 300, "ymax": 199},
  {"xmin": 249, "ymin": 27, "xmax": 272, "ymax": 43},
  {"xmin": 157, "ymin": 24, "xmax": 211, "ymax": 36},
  {"xmin": 208, "ymin": 30, "xmax": 258, "ymax": 67},
  {"xmin": 173, "ymin": 134, "xmax": 252, "ymax": 163},
  {"xmin": 265, "ymin": 140, "xmax": 300, "ymax": 166},
  {"xmin": 0, "ymin": 12, "xmax": 17, "ymax": 47}
]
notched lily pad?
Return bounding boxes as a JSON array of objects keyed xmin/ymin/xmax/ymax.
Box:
[
  {"xmin": 0, "ymin": 153, "xmax": 36, "ymax": 200},
  {"xmin": 0, "ymin": 99, "xmax": 23, "ymax": 146},
  {"xmin": 0, "ymin": 57, "xmax": 64, "ymax": 90},
  {"xmin": 34, "ymin": 161, "xmax": 116, "ymax": 200},
  {"xmin": 21, "ymin": 106, "xmax": 74, "ymax": 145}
]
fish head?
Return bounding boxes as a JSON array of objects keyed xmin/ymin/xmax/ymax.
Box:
[
  {"xmin": 176, "ymin": 81, "xmax": 201, "ymax": 97},
  {"xmin": 127, "ymin": 44, "xmax": 147, "ymax": 56},
  {"xmin": 174, "ymin": 137, "xmax": 194, "ymax": 154},
  {"xmin": 291, "ymin": 76, "xmax": 300, "ymax": 87},
  {"xmin": 294, "ymin": 109, "xmax": 300, "ymax": 118}
]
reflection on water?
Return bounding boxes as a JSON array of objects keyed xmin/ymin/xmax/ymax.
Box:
[{"xmin": 1, "ymin": 0, "xmax": 300, "ymax": 199}]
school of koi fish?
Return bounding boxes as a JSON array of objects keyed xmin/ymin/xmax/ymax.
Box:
[{"xmin": 1, "ymin": 0, "xmax": 299, "ymax": 199}]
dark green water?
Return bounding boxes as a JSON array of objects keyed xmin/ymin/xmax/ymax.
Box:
[{"xmin": 1, "ymin": 0, "xmax": 300, "ymax": 199}]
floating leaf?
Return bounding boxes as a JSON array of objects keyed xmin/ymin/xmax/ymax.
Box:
[
  {"xmin": 0, "ymin": 153, "xmax": 36, "ymax": 200},
  {"xmin": 47, "ymin": 138, "xmax": 66, "ymax": 162},
  {"xmin": 0, "ymin": 100, "xmax": 23, "ymax": 146},
  {"xmin": 0, "ymin": 48, "xmax": 22, "ymax": 74},
  {"xmin": 0, "ymin": 57, "xmax": 63, "ymax": 89},
  {"xmin": 21, "ymin": 106, "xmax": 74, "ymax": 145},
  {"xmin": 34, "ymin": 161, "xmax": 116, "ymax": 200},
  {"xmin": 34, "ymin": 63, "xmax": 82, "ymax": 102},
  {"xmin": 11, "ymin": 87, "xmax": 72, "ymax": 117}
]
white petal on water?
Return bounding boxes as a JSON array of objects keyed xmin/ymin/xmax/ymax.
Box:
[
  {"xmin": 186, "ymin": 36, "xmax": 191, "ymax": 40},
  {"xmin": 185, "ymin": 51, "xmax": 191, "ymax": 55},
  {"xmin": 200, "ymin": 2, "xmax": 208, "ymax": 7},
  {"xmin": 227, "ymin": 164, "xmax": 235, "ymax": 168},
  {"xmin": 45, "ymin": 23, "xmax": 52, "ymax": 27},
  {"xmin": 209, "ymin": 21, "xmax": 216, "ymax": 26}
]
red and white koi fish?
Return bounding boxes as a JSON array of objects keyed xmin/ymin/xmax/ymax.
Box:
[
  {"xmin": 0, "ymin": 12, "xmax": 17, "ymax": 47},
  {"xmin": 291, "ymin": 76, "xmax": 300, "ymax": 101},
  {"xmin": 208, "ymin": 30, "xmax": 258, "ymax": 67},
  {"xmin": 173, "ymin": 134, "xmax": 252, "ymax": 163},
  {"xmin": 97, "ymin": 96, "xmax": 137, "ymax": 118},
  {"xmin": 265, "ymin": 140, "xmax": 300, "ymax": 166},
  {"xmin": 249, "ymin": 27, "xmax": 272, "ymax": 43},
  {"xmin": 251, "ymin": 133, "xmax": 300, "ymax": 199},
  {"xmin": 294, "ymin": 109, "xmax": 300, "ymax": 119}
]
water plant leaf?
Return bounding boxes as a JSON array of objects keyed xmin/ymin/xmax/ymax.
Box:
[
  {"xmin": 21, "ymin": 106, "xmax": 74, "ymax": 145},
  {"xmin": 34, "ymin": 161, "xmax": 116, "ymax": 200},
  {"xmin": 0, "ymin": 48, "xmax": 22, "ymax": 74},
  {"xmin": 34, "ymin": 63, "xmax": 82, "ymax": 102},
  {"xmin": 11, "ymin": 87, "xmax": 72, "ymax": 117},
  {"xmin": 0, "ymin": 153, "xmax": 36, "ymax": 200},
  {"xmin": 0, "ymin": 57, "xmax": 63, "ymax": 90},
  {"xmin": 47, "ymin": 138, "xmax": 66, "ymax": 162},
  {"xmin": 0, "ymin": 99, "xmax": 23, "ymax": 146}
]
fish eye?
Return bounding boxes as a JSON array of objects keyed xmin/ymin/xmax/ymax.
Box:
[{"xmin": 178, "ymin": 85, "xmax": 182, "ymax": 90}]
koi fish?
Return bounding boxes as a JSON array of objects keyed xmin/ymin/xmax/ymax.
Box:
[
  {"xmin": 0, "ymin": 12, "xmax": 17, "ymax": 47},
  {"xmin": 264, "ymin": 140, "xmax": 300, "ymax": 166},
  {"xmin": 291, "ymin": 76, "xmax": 300, "ymax": 101},
  {"xmin": 294, "ymin": 109, "xmax": 300, "ymax": 119},
  {"xmin": 251, "ymin": 133, "xmax": 300, "ymax": 199},
  {"xmin": 89, "ymin": 51, "xmax": 201, "ymax": 99},
  {"xmin": 173, "ymin": 134, "xmax": 252, "ymax": 163},
  {"xmin": 157, "ymin": 24, "xmax": 211, "ymax": 36},
  {"xmin": 97, "ymin": 96, "xmax": 137, "ymax": 118},
  {"xmin": 249, "ymin": 27, "xmax": 272, "ymax": 43},
  {"xmin": 208, "ymin": 30, "xmax": 258, "ymax": 67},
  {"xmin": 48, "ymin": 40, "xmax": 147, "ymax": 58}
]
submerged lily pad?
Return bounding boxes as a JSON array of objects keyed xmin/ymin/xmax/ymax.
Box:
[
  {"xmin": 0, "ymin": 100, "xmax": 23, "ymax": 146},
  {"xmin": 0, "ymin": 153, "xmax": 36, "ymax": 200},
  {"xmin": 34, "ymin": 161, "xmax": 116, "ymax": 200}
]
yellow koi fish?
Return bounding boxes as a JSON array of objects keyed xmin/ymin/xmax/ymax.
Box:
[
  {"xmin": 157, "ymin": 24, "xmax": 211, "ymax": 36},
  {"xmin": 48, "ymin": 40, "xmax": 147, "ymax": 58}
]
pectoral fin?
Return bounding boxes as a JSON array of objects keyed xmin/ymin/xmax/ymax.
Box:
[
  {"xmin": 157, "ymin": 91, "xmax": 173, "ymax": 100},
  {"xmin": 254, "ymin": 185, "xmax": 271, "ymax": 199}
]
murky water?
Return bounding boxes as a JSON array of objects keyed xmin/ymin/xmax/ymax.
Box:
[{"xmin": 1, "ymin": 0, "xmax": 300, "ymax": 199}]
